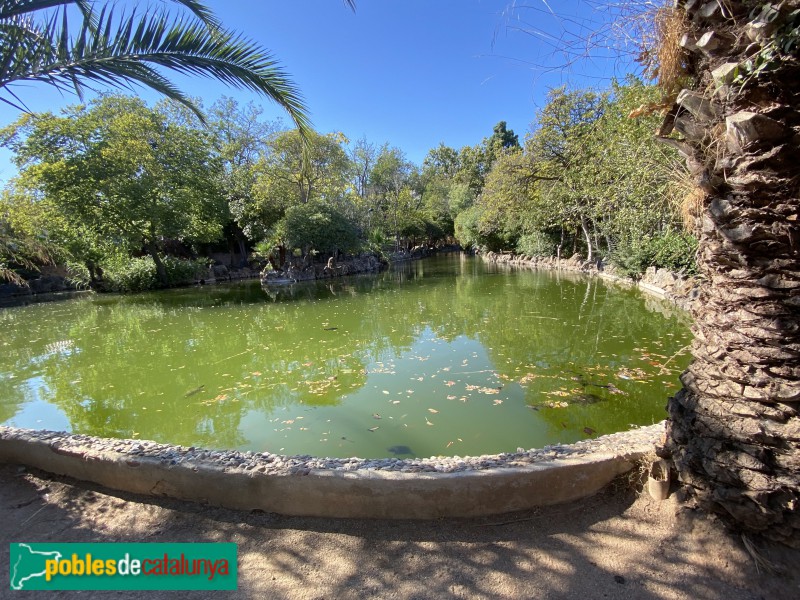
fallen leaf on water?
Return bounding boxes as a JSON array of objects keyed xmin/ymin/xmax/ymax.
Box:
[
  {"xmin": 391, "ymin": 400, "xmax": 400, "ymax": 405},
  {"xmin": 447, "ymin": 395, "xmax": 456, "ymax": 400},
  {"xmin": 493, "ymin": 399, "xmax": 503, "ymax": 405},
  {"xmin": 382, "ymin": 390, "xmax": 390, "ymax": 395},
  {"xmin": 444, "ymin": 381, "xmax": 456, "ymax": 387},
  {"xmin": 368, "ymin": 426, "xmax": 379, "ymax": 432},
  {"xmin": 428, "ymin": 408, "xmax": 439, "ymax": 414},
  {"xmin": 425, "ymin": 418, "xmax": 434, "ymax": 426},
  {"xmin": 583, "ymin": 427, "xmax": 596, "ymax": 435},
  {"xmin": 446, "ymin": 441, "xmax": 454, "ymax": 448}
]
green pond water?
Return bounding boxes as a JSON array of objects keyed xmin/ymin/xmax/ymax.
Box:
[{"xmin": 0, "ymin": 255, "xmax": 692, "ymax": 459}]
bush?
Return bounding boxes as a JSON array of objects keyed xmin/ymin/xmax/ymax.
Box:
[
  {"xmin": 516, "ymin": 231, "xmax": 557, "ymax": 257},
  {"xmin": 99, "ymin": 255, "xmax": 208, "ymax": 292},
  {"xmin": 161, "ymin": 256, "xmax": 208, "ymax": 286},
  {"xmin": 612, "ymin": 231, "xmax": 698, "ymax": 278},
  {"xmin": 102, "ymin": 256, "xmax": 159, "ymax": 292}
]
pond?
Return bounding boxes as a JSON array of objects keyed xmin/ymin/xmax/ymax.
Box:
[{"xmin": 0, "ymin": 255, "xmax": 692, "ymax": 459}]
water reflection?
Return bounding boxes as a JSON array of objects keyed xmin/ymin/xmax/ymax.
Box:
[{"xmin": 0, "ymin": 255, "xmax": 692, "ymax": 458}]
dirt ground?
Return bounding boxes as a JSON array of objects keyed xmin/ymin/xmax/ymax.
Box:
[{"xmin": 1, "ymin": 463, "xmax": 798, "ymax": 599}]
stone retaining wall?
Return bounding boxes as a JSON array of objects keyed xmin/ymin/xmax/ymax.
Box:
[{"xmin": 0, "ymin": 423, "xmax": 663, "ymax": 518}]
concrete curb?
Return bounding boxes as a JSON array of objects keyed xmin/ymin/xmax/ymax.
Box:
[{"xmin": 0, "ymin": 425, "xmax": 660, "ymax": 518}]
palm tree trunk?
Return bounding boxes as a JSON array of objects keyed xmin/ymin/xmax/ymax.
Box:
[{"xmin": 662, "ymin": 1, "xmax": 800, "ymax": 545}]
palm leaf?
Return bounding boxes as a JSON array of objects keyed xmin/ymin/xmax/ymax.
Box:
[
  {"xmin": 0, "ymin": 1, "xmax": 219, "ymax": 28},
  {"xmin": 0, "ymin": 2, "xmax": 310, "ymax": 132}
]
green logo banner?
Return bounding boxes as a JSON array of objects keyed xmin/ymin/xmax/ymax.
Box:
[{"xmin": 9, "ymin": 543, "xmax": 237, "ymax": 590}]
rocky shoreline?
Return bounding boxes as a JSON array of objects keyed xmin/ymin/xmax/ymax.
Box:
[
  {"xmin": 480, "ymin": 251, "xmax": 702, "ymax": 311},
  {"xmin": 261, "ymin": 252, "xmax": 386, "ymax": 285}
]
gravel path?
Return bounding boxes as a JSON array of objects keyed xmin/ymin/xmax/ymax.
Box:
[{"xmin": 2, "ymin": 463, "xmax": 798, "ymax": 599}]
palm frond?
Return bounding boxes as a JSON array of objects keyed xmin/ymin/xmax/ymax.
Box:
[
  {"xmin": 0, "ymin": 1, "xmax": 219, "ymax": 28},
  {"xmin": 0, "ymin": 4, "xmax": 311, "ymax": 132},
  {"xmin": 0, "ymin": 1, "xmax": 91, "ymax": 21}
]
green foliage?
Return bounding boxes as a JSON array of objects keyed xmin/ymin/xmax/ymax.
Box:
[
  {"xmin": 516, "ymin": 231, "xmax": 558, "ymax": 258},
  {"xmin": 275, "ymin": 201, "xmax": 361, "ymax": 255},
  {"xmin": 734, "ymin": 4, "xmax": 800, "ymax": 85},
  {"xmin": 2, "ymin": 95, "xmax": 226, "ymax": 285},
  {"xmin": 454, "ymin": 204, "xmax": 509, "ymax": 252},
  {"xmin": 101, "ymin": 256, "xmax": 159, "ymax": 293},
  {"xmin": 446, "ymin": 78, "xmax": 692, "ymax": 275},
  {"xmin": 238, "ymin": 129, "xmax": 351, "ymax": 240},
  {"xmin": 612, "ymin": 231, "xmax": 698, "ymax": 278},
  {"xmin": 98, "ymin": 254, "xmax": 208, "ymax": 292}
]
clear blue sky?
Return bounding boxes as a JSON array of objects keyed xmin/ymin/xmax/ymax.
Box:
[{"xmin": 0, "ymin": 0, "xmax": 639, "ymax": 182}]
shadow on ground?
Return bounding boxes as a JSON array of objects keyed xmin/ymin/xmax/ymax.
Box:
[{"xmin": 1, "ymin": 464, "xmax": 797, "ymax": 599}]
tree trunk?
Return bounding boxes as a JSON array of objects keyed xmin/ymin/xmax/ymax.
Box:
[
  {"xmin": 237, "ymin": 237, "xmax": 248, "ymax": 268},
  {"xmin": 146, "ymin": 240, "xmax": 167, "ymax": 287},
  {"xmin": 580, "ymin": 215, "xmax": 593, "ymax": 262},
  {"xmin": 662, "ymin": 1, "xmax": 800, "ymax": 546}
]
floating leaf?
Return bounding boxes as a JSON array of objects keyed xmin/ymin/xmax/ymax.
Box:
[
  {"xmin": 428, "ymin": 408, "xmax": 439, "ymax": 414},
  {"xmin": 368, "ymin": 426, "xmax": 379, "ymax": 432},
  {"xmin": 583, "ymin": 427, "xmax": 596, "ymax": 435}
]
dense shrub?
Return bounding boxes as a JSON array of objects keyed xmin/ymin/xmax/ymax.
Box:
[
  {"xmin": 161, "ymin": 255, "xmax": 209, "ymax": 286},
  {"xmin": 102, "ymin": 256, "xmax": 159, "ymax": 292},
  {"xmin": 612, "ymin": 231, "xmax": 698, "ymax": 278},
  {"xmin": 93, "ymin": 255, "xmax": 208, "ymax": 292},
  {"xmin": 516, "ymin": 231, "xmax": 558, "ymax": 258}
]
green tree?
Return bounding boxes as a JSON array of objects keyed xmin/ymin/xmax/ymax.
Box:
[
  {"xmin": 422, "ymin": 143, "xmax": 460, "ymax": 180},
  {"xmin": 235, "ymin": 128, "xmax": 354, "ymax": 268},
  {"xmin": 2, "ymin": 95, "xmax": 226, "ymax": 285},
  {"xmin": 527, "ymin": 86, "xmax": 608, "ymax": 261},
  {"xmin": 486, "ymin": 120, "xmax": 521, "ymax": 159},
  {"xmin": 274, "ymin": 200, "xmax": 361, "ymax": 256},
  {"xmin": 239, "ymin": 129, "xmax": 352, "ymax": 239},
  {"xmin": 370, "ymin": 146, "xmax": 414, "ymax": 249},
  {"xmin": 207, "ymin": 96, "xmax": 281, "ymax": 262}
]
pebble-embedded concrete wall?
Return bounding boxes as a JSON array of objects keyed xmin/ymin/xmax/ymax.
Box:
[{"xmin": 0, "ymin": 423, "xmax": 662, "ymax": 519}]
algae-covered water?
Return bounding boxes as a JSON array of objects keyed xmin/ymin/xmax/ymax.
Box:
[{"xmin": 0, "ymin": 255, "xmax": 692, "ymax": 458}]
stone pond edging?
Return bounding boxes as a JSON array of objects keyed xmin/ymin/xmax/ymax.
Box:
[
  {"xmin": 0, "ymin": 423, "xmax": 663, "ymax": 518},
  {"xmin": 480, "ymin": 251, "xmax": 702, "ymax": 312}
]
